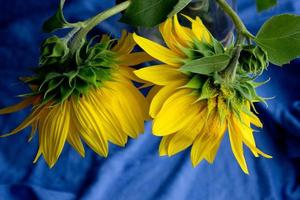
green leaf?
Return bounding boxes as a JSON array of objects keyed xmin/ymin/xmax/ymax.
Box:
[
  {"xmin": 43, "ymin": 0, "xmax": 82, "ymax": 33},
  {"xmin": 180, "ymin": 54, "xmax": 231, "ymax": 75},
  {"xmin": 255, "ymin": 14, "xmax": 300, "ymax": 66},
  {"xmin": 256, "ymin": 0, "xmax": 277, "ymax": 12},
  {"xmin": 120, "ymin": 0, "xmax": 179, "ymax": 27},
  {"xmin": 168, "ymin": 0, "xmax": 192, "ymax": 17}
]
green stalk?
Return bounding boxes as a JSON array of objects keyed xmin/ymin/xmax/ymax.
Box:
[
  {"xmin": 216, "ymin": 0, "xmax": 252, "ymax": 82},
  {"xmin": 216, "ymin": 0, "xmax": 253, "ymax": 39},
  {"xmin": 69, "ymin": 0, "xmax": 131, "ymax": 54}
]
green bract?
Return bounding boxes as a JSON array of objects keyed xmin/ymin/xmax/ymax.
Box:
[
  {"xmin": 26, "ymin": 35, "xmax": 116, "ymax": 104},
  {"xmin": 188, "ymin": 74, "xmax": 267, "ymax": 113},
  {"xmin": 178, "ymin": 34, "xmax": 268, "ymax": 110}
]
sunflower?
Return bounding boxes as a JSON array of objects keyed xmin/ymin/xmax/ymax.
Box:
[
  {"xmin": 0, "ymin": 31, "xmax": 151, "ymax": 168},
  {"xmin": 133, "ymin": 15, "xmax": 271, "ymax": 174}
]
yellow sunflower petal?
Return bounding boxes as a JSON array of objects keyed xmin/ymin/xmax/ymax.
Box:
[
  {"xmin": 192, "ymin": 17, "xmax": 212, "ymax": 44},
  {"xmin": 101, "ymin": 81, "xmax": 147, "ymax": 138},
  {"xmin": 159, "ymin": 17, "xmax": 185, "ymax": 56},
  {"xmin": 146, "ymin": 85, "xmax": 162, "ymax": 104},
  {"xmin": 40, "ymin": 102, "xmax": 70, "ymax": 168},
  {"xmin": 159, "ymin": 135, "xmax": 174, "ymax": 156},
  {"xmin": 173, "ymin": 14, "xmax": 194, "ymax": 47},
  {"xmin": 67, "ymin": 116, "xmax": 85, "ymax": 157},
  {"xmin": 0, "ymin": 107, "xmax": 44, "ymax": 137},
  {"xmin": 242, "ymin": 137, "xmax": 272, "ymax": 159},
  {"xmin": 71, "ymin": 97, "xmax": 108, "ymax": 157},
  {"xmin": 190, "ymin": 110, "xmax": 226, "ymax": 167},
  {"xmin": 28, "ymin": 121, "xmax": 38, "ymax": 142},
  {"xmin": 133, "ymin": 33, "xmax": 182, "ymax": 67},
  {"xmin": 167, "ymin": 107, "xmax": 207, "ymax": 156},
  {"xmin": 112, "ymin": 30, "xmax": 127, "ymax": 52},
  {"xmin": 240, "ymin": 113, "xmax": 259, "ymax": 157},
  {"xmin": 149, "ymin": 81, "xmax": 184, "ymax": 118},
  {"xmin": 204, "ymin": 112, "xmax": 227, "ymax": 163},
  {"xmin": 33, "ymin": 109, "xmax": 48, "ymax": 163},
  {"xmin": 204, "ymin": 136, "xmax": 224, "ymax": 164},
  {"xmin": 118, "ymin": 52, "xmax": 153, "ymax": 66},
  {"xmin": 118, "ymin": 66, "xmax": 147, "ymax": 84},
  {"xmin": 112, "ymin": 31, "xmax": 135, "ymax": 54},
  {"xmin": 228, "ymin": 117, "xmax": 249, "ymax": 174},
  {"xmin": 33, "ymin": 147, "xmax": 42, "ymax": 164},
  {"xmin": 249, "ymin": 113, "xmax": 263, "ymax": 128},
  {"xmin": 134, "ymin": 64, "xmax": 187, "ymax": 86},
  {"xmin": 88, "ymin": 91, "xmax": 128, "ymax": 146},
  {"xmin": 153, "ymin": 89, "xmax": 199, "ymax": 136},
  {"xmin": 0, "ymin": 97, "xmax": 34, "ymax": 114}
]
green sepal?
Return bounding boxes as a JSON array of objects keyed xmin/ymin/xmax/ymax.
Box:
[
  {"xmin": 78, "ymin": 67, "xmax": 97, "ymax": 85},
  {"xmin": 44, "ymin": 78, "xmax": 64, "ymax": 99},
  {"xmin": 94, "ymin": 68, "xmax": 112, "ymax": 83},
  {"xmin": 217, "ymin": 96, "xmax": 228, "ymax": 124},
  {"xmin": 75, "ymin": 78, "xmax": 90, "ymax": 95},
  {"xmin": 197, "ymin": 79, "xmax": 218, "ymax": 100},
  {"xmin": 39, "ymin": 72, "xmax": 62, "ymax": 91},
  {"xmin": 59, "ymin": 82, "xmax": 75, "ymax": 103},
  {"xmin": 63, "ymin": 69, "xmax": 79, "ymax": 87},
  {"xmin": 234, "ymin": 81, "xmax": 266, "ymax": 104},
  {"xmin": 183, "ymin": 75, "xmax": 206, "ymax": 89},
  {"xmin": 251, "ymin": 78, "xmax": 271, "ymax": 88},
  {"xmin": 16, "ymin": 91, "xmax": 42, "ymax": 98},
  {"xmin": 212, "ymin": 39, "xmax": 225, "ymax": 54},
  {"xmin": 193, "ymin": 40, "xmax": 215, "ymax": 57}
]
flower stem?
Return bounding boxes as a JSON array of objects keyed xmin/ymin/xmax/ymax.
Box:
[
  {"xmin": 69, "ymin": 0, "xmax": 131, "ymax": 54},
  {"xmin": 225, "ymin": 34, "xmax": 244, "ymax": 82},
  {"xmin": 216, "ymin": 0, "xmax": 251, "ymax": 82},
  {"xmin": 216, "ymin": 0, "xmax": 253, "ymax": 39}
]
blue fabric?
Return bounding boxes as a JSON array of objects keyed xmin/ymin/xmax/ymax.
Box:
[{"xmin": 0, "ymin": 0, "xmax": 299, "ymax": 199}]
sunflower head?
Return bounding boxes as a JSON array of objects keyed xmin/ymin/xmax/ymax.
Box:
[
  {"xmin": 0, "ymin": 31, "xmax": 151, "ymax": 167},
  {"xmin": 133, "ymin": 14, "xmax": 271, "ymax": 174}
]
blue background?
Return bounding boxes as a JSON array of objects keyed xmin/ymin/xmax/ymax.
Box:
[{"xmin": 0, "ymin": 0, "xmax": 299, "ymax": 199}]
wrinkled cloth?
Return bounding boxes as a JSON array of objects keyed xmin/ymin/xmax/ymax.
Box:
[{"xmin": 0, "ymin": 0, "xmax": 299, "ymax": 199}]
